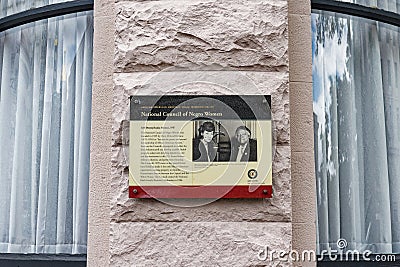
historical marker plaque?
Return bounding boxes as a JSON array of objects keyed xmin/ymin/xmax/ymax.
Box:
[{"xmin": 129, "ymin": 95, "xmax": 272, "ymax": 198}]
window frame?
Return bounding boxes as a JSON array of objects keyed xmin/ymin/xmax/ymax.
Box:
[
  {"xmin": 311, "ymin": 0, "xmax": 400, "ymax": 27},
  {"xmin": 0, "ymin": 0, "xmax": 93, "ymax": 32},
  {"xmin": 0, "ymin": 253, "xmax": 86, "ymax": 266}
]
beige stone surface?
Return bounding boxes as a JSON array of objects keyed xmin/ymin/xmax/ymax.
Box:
[
  {"xmin": 288, "ymin": 14, "xmax": 312, "ymax": 83},
  {"xmin": 90, "ymin": 81, "xmax": 113, "ymax": 154},
  {"xmin": 292, "ymin": 223, "xmax": 317, "ymax": 260},
  {"xmin": 115, "ymin": 0, "xmax": 288, "ymax": 72},
  {"xmin": 288, "ymin": 0, "xmax": 310, "ymax": 15},
  {"xmin": 110, "ymin": 221, "xmax": 292, "ymax": 267},
  {"xmin": 289, "ymin": 82, "xmax": 313, "ymax": 153},
  {"xmin": 88, "ymin": 152, "xmax": 112, "ymax": 266},
  {"xmin": 88, "ymin": 1, "xmax": 114, "ymax": 266},
  {"xmin": 288, "ymin": 2, "xmax": 315, "ymax": 266},
  {"xmin": 291, "ymin": 152, "xmax": 316, "ymax": 224},
  {"xmin": 93, "ymin": 16, "xmax": 115, "ymax": 84},
  {"xmin": 94, "ymin": 0, "xmax": 114, "ymax": 18},
  {"xmin": 89, "ymin": 101, "xmax": 112, "ymax": 266}
]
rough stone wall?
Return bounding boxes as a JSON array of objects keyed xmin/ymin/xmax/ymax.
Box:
[
  {"xmin": 115, "ymin": 0, "xmax": 287, "ymax": 72},
  {"xmin": 111, "ymin": 0, "xmax": 291, "ymax": 266},
  {"xmin": 288, "ymin": 0, "xmax": 316, "ymax": 266}
]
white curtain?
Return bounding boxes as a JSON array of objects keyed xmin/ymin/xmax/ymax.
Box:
[
  {"xmin": 313, "ymin": 1, "xmax": 400, "ymax": 254},
  {"xmin": 0, "ymin": 11, "xmax": 93, "ymax": 254}
]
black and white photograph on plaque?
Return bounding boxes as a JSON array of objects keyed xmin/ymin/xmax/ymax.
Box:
[{"xmin": 192, "ymin": 120, "xmax": 257, "ymax": 162}]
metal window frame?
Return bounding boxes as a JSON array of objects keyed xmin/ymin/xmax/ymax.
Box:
[
  {"xmin": 311, "ymin": 0, "xmax": 400, "ymax": 27},
  {"xmin": 0, "ymin": 253, "xmax": 86, "ymax": 267},
  {"xmin": 0, "ymin": 0, "xmax": 93, "ymax": 32}
]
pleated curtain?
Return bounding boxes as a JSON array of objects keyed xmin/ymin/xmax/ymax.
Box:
[
  {"xmin": 0, "ymin": 11, "xmax": 93, "ymax": 254},
  {"xmin": 313, "ymin": 0, "xmax": 400, "ymax": 254}
]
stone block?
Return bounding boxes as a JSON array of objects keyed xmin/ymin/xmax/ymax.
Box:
[
  {"xmin": 115, "ymin": 0, "xmax": 288, "ymax": 71},
  {"xmin": 110, "ymin": 221, "xmax": 292, "ymax": 267}
]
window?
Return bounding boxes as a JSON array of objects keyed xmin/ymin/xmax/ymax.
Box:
[
  {"xmin": 312, "ymin": 0, "xmax": 400, "ymax": 263},
  {"xmin": 0, "ymin": 1, "xmax": 93, "ymax": 264}
]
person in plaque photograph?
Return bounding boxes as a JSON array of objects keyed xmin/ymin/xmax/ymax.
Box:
[
  {"xmin": 230, "ymin": 125, "xmax": 257, "ymax": 162},
  {"xmin": 193, "ymin": 121, "xmax": 217, "ymax": 162}
]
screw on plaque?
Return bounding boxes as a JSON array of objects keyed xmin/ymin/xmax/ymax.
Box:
[
  {"xmin": 263, "ymin": 190, "xmax": 268, "ymax": 195},
  {"xmin": 133, "ymin": 189, "xmax": 138, "ymax": 194}
]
